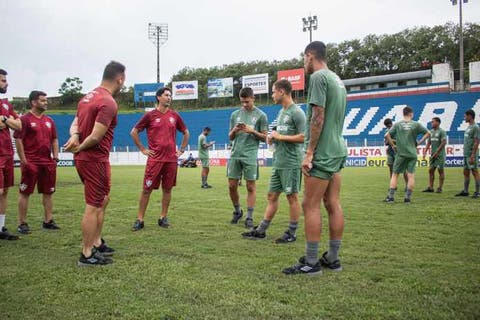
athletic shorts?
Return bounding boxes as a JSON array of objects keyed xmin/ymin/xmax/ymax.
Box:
[
  {"xmin": 227, "ymin": 159, "xmax": 259, "ymax": 181},
  {"xmin": 463, "ymin": 156, "xmax": 479, "ymax": 170},
  {"xmin": 200, "ymin": 157, "xmax": 209, "ymax": 168},
  {"xmin": 393, "ymin": 155, "xmax": 417, "ymax": 174},
  {"xmin": 19, "ymin": 162, "xmax": 56, "ymax": 195},
  {"xmin": 0, "ymin": 156, "xmax": 14, "ymax": 190},
  {"xmin": 308, "ymin": 157, "xmax": 346, "ymax": 180},
  {"xmin": 76, "ymin": 160, "xmax": 111, "ymax": 208},
  {"xmin": 387, "ymin": 154, "xmax": 395, "ymax": 166},
  {"xmin": 143, "ymin": 160, "xmax": 178, "ymax": 191},
  {"xmin": 429, "ymin": 157, "xmax": 445, "ymax": 170},
  {"xmin": 269, "ymin": 168, "xmax": 301, "ymax": 195}
]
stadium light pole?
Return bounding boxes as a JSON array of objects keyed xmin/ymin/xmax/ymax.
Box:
[
  {"xmin": 148, "ymin": 23, "xmax": 168, "ymax": 83},
  {"xmin": 302, "ymin": 15, "xmax": 318, "ymax": 43},
  {"xmin": 451, "ymin": 0, "xmax": 468, "ymax": 91}
]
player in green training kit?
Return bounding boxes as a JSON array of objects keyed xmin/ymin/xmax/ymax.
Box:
[
  {"xmin": 455, "ymin": 109, "xmax": 480, "ymax": 198},
  {"xmin": 227, "ymin": 87, "xmax": 268, "ymax": 228},
  {"xmin": 198, "ymin": 127, "xmax": 214, "ymax": 188},
  {"xmin": 422, "ymin": 117, "xmax": 447, "ymax": 193},
  {"xmin": 283, "ymin": 41, "xmax": 347, "ymax": 275},
  {"xmin": 384, "ymin": 106, "xmax": 430, "ymax": 203},
  {"xmin": 242, "ymin": 79, "xmax": 305, "ymax": 243}
]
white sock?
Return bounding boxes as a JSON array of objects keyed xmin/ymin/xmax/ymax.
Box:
[{"xmin": 0, "ymin": 214, "xmax": 5, "ymax": 229}]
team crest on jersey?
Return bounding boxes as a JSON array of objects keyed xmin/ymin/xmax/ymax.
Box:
[
  {"xmin": 282, "ymin": 115, "xmax": 291, "ymax": 124},
  {"xmin": 155, "ymin": 118, "xmax": 161, "ymax": 123},
  {"xmin": 252, "ymin": 117, "xmax": 257, "ymax": 123},
  {"xmin": 30, "ymin": 122, "xmax": 37, "ymax": 128},
  {"xmin": 45, "ymin": 122, "xmax": 51, "ymax": 128},
  {"xmin": 169, "ymin": 117, "xmax": 175, "ymax": 124},
  {"xmin": 236, "ymin": 117, "xmax": 241, "ymax": 122},
  {"xmin": 2, "ymin": 103, "xmax": 9, "ymax": 111},
  {"xmin": 20, "ymin": 183, "xmax": 28, "ymax": 191},
  {"xmin": 145, "ymin": 180, "xmax": 152, "ymax": 187}
]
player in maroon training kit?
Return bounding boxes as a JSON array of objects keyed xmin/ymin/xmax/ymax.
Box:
[
  {"xmin": 64, "ymin": 61, "xmax": 125, "ymax": 266},
  {"xmin": 130, "ymin": 87, "xmax": 190, "ymax": 231},
  {"xmin": 14, "ymin": 90, "xmax": 60, "ymax": 234},
  {"xmin": 0, "ymin": 69, "xmax": 22, "ymax": 240}
]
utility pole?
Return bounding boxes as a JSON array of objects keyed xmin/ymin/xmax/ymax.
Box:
[
  {"xmin": 451, "ymin": 0, "xmax": 468, "ymax": 90},
  {"xmin": 148, "ymin": 23, "xmax": 168, "ymax": 83}
]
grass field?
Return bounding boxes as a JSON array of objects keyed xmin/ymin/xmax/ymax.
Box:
[{"xmin": 0, "ymin": 166, "xmax": 479, "ymax": 319}]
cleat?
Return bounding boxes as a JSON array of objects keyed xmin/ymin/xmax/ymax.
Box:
[
  {"xmin": 455, "ymin": 191, "xmax": 469, "ymax": 197},
  {"xmin": 275, "ymin": 230, "xmax": 297, "ymax": 244},
  {"xmin": 0, "ymin": 227, "xmax": 19, "ymax": 240},
  {"xmin": 131, "ymin": 219, "xmax": 144, "ymax": 231},
  {"xmin": 17, "ymin": 223, "xmax": 31, "ymax": 234},
  {"xmin": 42, "ymin": 219, "xmax": 60, "ymax": 230},
  {"xmin": 241, "ymin": 227, "xmax": 266, "ymax": 240},
  {"xmin": 77, "ymin": 250, "xmax": 113, "ymax": 267},
  {"xmin": 230, "ymin": 210, "xmax": 243, "ymax": 224},
  {"xmin": 404, "ymin": 198, "xmax": 411, "ymax": 204},
  {"xmin": 94, "ymin": 238, "xmax": 115, "ymax": 257},
  {"xmin": 435, "ymin": 188, "xmax": 443, "ymax": 193},
  {"xmin": 244, "ymin": 217, "xmax": 254, "ymax": 229},
  {"xmin": 282, "ymin": 256, "xmax": 322, "ymax": 275},
  {"xmin": 319, "ymin": 252, "xmax": 343, "ymax": 271},
  {"xmin": 472, "ymin": 192, "xmax": 480, "ymax": 199},
  {"xmin": 201, "ymin": 184, "xmax": 212, "ymax": 188},
  {"xmin": 383, "ymin": 197, "xmax": 394, "ymax": 203},
  {"xmin": 422, "ymin": 188, "xmax": 434, "ymax": 193},
  {"xmin": 158, "ymin": 217, "xmax": 170, "ymax": 228}
]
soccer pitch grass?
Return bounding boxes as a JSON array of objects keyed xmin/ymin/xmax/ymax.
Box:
[{"xmin": 0, "ymin": 166, "xmax": 478, "ymax": 319}]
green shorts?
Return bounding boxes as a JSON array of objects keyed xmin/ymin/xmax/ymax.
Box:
[
  {"xmin": 269, "ymin": 168, "xmax": 301, "ymax": 195},
  {"xmin": 429, "ymin": 156, "xmax": 445, "ymax": 170},
  {"xmin": 387, "ymin": 154, "xmax": 395, "ymax": 166},
  {"xmin": 227, "ymin": 159, "xmax": 259, "ymax": 181},
  {"xmin": 463, "ymin": 156, "xmax": 479, "ymax": 170},
  {"xmin": 393, "ymin": 155, "xmax": 417, "ymax": 174},
  {"xmin": 308, "ymin": 157, "xmax": 346, "ymax": 180},
  {"xmin": 200, "ymin": 157, "xmax": 209, "ymax": 167}
]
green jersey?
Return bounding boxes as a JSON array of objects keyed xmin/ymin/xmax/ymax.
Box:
[
  {"xmin": 198, "ymin": 133, "xmax": 209, "ymax": 159},
  {"xmin": 463, "ymin": 124, "xmax": 480, "ymax": 157},
  {"xmin": 273, "ymin": 104, "xmax": 306, "ymax": 169},
  {"xmin": 389, "ymin": 120, "xmax": 428, "ymax": 158},
  {"xmin": 230, "ymin": 106, "xmax": 268, "ymax": 163},
  {"xmin": 429, "ymin": 127, "xmax": 447, "ymax": 159},
  {"xmin": 305, "ymin": 69, "xmax": 347, "ymax": 161}
]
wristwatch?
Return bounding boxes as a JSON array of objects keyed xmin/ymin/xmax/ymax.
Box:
[{"xmin": 2, "ymin": 115, "xmax": 7, "ymax": 123}]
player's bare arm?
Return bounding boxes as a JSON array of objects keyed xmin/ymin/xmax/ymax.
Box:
[
  {"xmin": 177, "ymin": 129, "xmax": 190, "ymax": 156},
  {"xmin": 74, "ymin": 121, "xmax": 109, "ymax": 153},
  {"xmin": 271, "ymin": 131, "xmax": 304, "ymax": 144},
  {"xmin": 302, "ymin": 105, "xmax": 324, "ymax": 175},
  {"xmin": 417, "ymin": 131, "xmax": 431, "ymax": 146},
  {"xmin": 470, "ymin": 136, "xmax": 479, "ymax": 164},
  {"xmin": 385, "ymin": 132, "xmax": 396, "ymax": 152},
  {"xmin": 64, "ymin": 117, "xmax": 80, "ymax": 151},
  {"xmin": 15, "ymin": 138, "xmax": 28, "ymax": 165},
  {"xmin": 423, "ymin": 140, "xmax": 431, "ymax": 159},
  {"xmin": 130, "ymin": 127, "xmax": 155, "ymax": 157}
]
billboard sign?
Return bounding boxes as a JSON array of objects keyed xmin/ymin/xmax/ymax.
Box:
[
  {"xmin": 133, "ymin": 82, "xmax": 164, "ymax": 106},
  {"xmin": 277, "ymin": 68, "xmax": 305, "ymax": 91},
  {"xmin": 172, "ymin": 80, "xmax": 198, "ymax": 100},
  {"xmin": 242, "ymin": 73, "xmax": 269, "ymax": 94},
  {"xmin": 207, "ymin": 77, "xmax": 234, "ymax": 98}
]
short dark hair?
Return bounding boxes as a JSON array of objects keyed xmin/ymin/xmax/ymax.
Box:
[
  {"xmin": 274, "ymin": 79, "xmax": 292, "ymax": 95},
  {"xmin": 0, "ymin": 69, "xmax": 7, "ymax": 76},
  {"xmin": 28, "ymin": 90, "xmax": 47, "ymax": 106},
  {"xmin": 203, "ymin": 127, "xmax": 211, "ymax": 131},
  {"xmin": 432, "ymin": 117, "xmax": 441, "ymax": 124},
  {"xmin": 304, "ymin": 41, "xmax": 327, "ymax": 61},
  {"xmin": 155, "ymin": 87, "xmax": 172, "ymax": 102},
  {"xmin": 239, "ymin": 87, "xmax": 254, "ymax": 98},
  {"xmin": 403, "ymin": 106, "xmax": 413, "ymax": 116},
  {"xmin": 384, "ymin": 118, "xmax": 392, "ymax": 127},
  {"xmin": 102, "ymin": 61, "xmax": 125, "ymax": 81},
  {"xmin": 465, "ymin": 109, "xmax": 476, "ymax": 119}
]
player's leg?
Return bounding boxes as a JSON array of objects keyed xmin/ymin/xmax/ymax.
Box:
[
  {"xmin": 428, "ymin": 167, "xmax": 435, "ymax": 191},
  {"xmin": 243, "ymin": 161, "xmax": 259, "ymax": 228},
  {"xmin": 17, "ymin": 163, "xmax": 38, "ymax": 233},
  {"xmin": 158, "ymin": 162, "xmax": 178, "ymax": 227},
  {"xmin": 472, "ymin": 168, "xmax": 480, "ymax": 198},
  {"xmin": 456, "ymin": 165, "xmax": 471, "ymax": 196},
  {"xmin": 321, "ymin": 172, "xmax": 344, "ymax": 270},
  {"xmin": 0, "ymin": 158, "xmax": 18, "ymax": 240},
  {"xmin": 242, "ymin": 191, "xmax": 280, "ymax": 239},
  {"xmin": 404, "ymin": 159, "xmax": 416, "ymax": 202},
  {"xmin": 227, "ymin": 159, "xmax": 243, "ymax": 223},
  {"xmin": 437, "ymin": 167, "xmax": 445, "ymax": 192},
  {"xmin": 201, "ymin": 158, "xmax": 211, "ymax": 188},
  {"xmin": 133, "ymin": 160, "xmax": 161, "ymax": 230},
  {"xmin": 39, "ymin": 163, "xmax": 58, "ymax": 229},
  {"xmin": 275, "ymin": 168, "xmax": 301, "ymax": 243}
]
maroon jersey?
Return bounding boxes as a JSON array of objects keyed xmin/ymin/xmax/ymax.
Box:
[
  {"xmin": 0, "ymin": 98, "xmax": 19, "ymax": 158},
  {"xmin": 134, "ymin": 109, "xmax": 187, "ymax": 162},
  {"xmin": 13, "ymin": 112, "xmax": 57, "ymax": 164},
  {"xmin": 74, "ymin": 87, "xmax": 118, "ymax": 162}
]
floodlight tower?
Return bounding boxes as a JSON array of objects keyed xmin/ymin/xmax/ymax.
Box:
[
  {"xmin": 302, "ymin": 15, "xmax": 318, "ymax": 43},
  {"xmin": 148, "ymin": 23, "xmax": 168, "ymax": 83},
  {"xmin": 451, "ymin": 0, "xmax": 468, "ymax": 90}
]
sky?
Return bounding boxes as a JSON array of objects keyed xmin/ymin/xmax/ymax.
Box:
[{"xmin": 1, "ymin": 0, "xmax": 480, "ymax": 99}]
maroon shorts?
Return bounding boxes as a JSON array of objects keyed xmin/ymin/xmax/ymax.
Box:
[
  {"xmin": 19, "ymin": 162, "xmax": 56, "ymax": 195},
  {"xmin": 0, "ymin": 156, "xmax": 14, "ymax": 190},
  {"xmin": 75, "ymin": 160, "xmax": 111, "ymax": 208},
  {"xmin": 143, "ymin": 160, "xmax": 177, "ymax": 191}
]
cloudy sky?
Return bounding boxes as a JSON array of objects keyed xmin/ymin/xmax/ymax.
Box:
[{"xmin": 1, "ymin": 0, "xmax": 479, "ymax": 98}]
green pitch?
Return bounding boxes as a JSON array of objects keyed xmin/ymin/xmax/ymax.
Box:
[{"xmin": 0, "ymin": 166, "xmax": 478, "ymax": 319}]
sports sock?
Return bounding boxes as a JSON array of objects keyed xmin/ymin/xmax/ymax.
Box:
[
  {"xmin": 288, "ymin": 221, "xmax": 298, "ymax": 235},
  {"xmin": 0, "ymin": 214, "xmax": 5, "ymax": 229},
  {"xmin": 201, "ymin": 176, "xmax": 207, "ymax": 186},
  {"xmin": 476, "ymin": 180, "xmax": 480, "ymax": 193},
  {"xmin": 405, "ymin": 189, "xmax": 413, "ymax": 200},
  {"xmin": 234, "ymin": 204, "xmax": 241, "ymax": 214},
  {"xmin": 464, "ymin": 178, "xmax": 470, "ymax": 193},
  {"xmin": 256, "ymin": 219, "xmax": 270, "ymax": 233},
  {"xmin": 247, "ymin": 207, "xmax": 254, "ymax": 219},
  {"xmin": 305, "ymin": 241, "xmax": 319, "ymax": 265},
  {"xmin": 388, "ymin": 188, "xmax": 395, "ymax": 198},
  {"xmin": 326, "ymin": 240, "xmax": 342, "ymax": 262}
]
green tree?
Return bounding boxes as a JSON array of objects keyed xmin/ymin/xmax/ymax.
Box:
[{"xmin": 58, "ymin": 77, "xmax": 83, "ymax": 104}]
